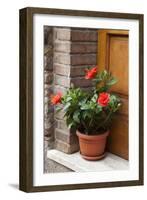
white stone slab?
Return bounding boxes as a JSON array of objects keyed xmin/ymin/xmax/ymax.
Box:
[{"xmin": 47, "ymin": 149, "xmax": 129, "ymax": 172}]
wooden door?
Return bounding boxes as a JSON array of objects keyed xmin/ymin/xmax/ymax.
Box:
[{"xmin": 98, "ymin": 30, "xmax": 129, "ymax": 160}]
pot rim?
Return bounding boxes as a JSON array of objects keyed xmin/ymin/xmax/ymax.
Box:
[{"xmin": 76, "ymin": 130, "xmax": 109, "ymax": 140}]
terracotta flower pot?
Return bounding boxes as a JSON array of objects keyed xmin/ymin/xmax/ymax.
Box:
[{"xmin": 76, "ymin": 130, "xmax": 109, "ymax": 161}]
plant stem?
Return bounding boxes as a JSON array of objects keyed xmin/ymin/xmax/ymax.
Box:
[
  {"xmin": 88, "ymin": 110, "xmax": 96, "ymax": 133},
  {"xmin": 81, "ymin": 120, "xmax": 89, "ymax": 134},
  {"xmin": 88, "ymin": 116, "xmax": 93, "ymax": 131},
  {"xmin": 97, "ymin": 111, "xmax": 112, "ymax": 130}
]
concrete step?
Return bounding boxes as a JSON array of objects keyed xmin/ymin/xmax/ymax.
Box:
[{"xmin": 47, "ymin": 149, "xmax": 129, "ymax": 172}]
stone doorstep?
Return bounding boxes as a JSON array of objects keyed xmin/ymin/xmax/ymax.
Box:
[{"xmin": 47, "ymin": 149, "xmax": 129, "ymax": 173}]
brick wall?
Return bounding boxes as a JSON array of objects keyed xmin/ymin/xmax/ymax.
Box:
[
  {"xmin": 44, "ymin": 27, "xmax": 98, "ymax": 155},
  {"xmin": 53, "ymin": 27, "xmax": 98, "ymax": 153}
]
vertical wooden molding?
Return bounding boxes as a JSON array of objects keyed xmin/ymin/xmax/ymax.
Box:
[
  {"xmin": 97, "ymin": 30, "xmax": 107, "ymax": 71},
  {"xmin": 19, "ymin": 7, "xmax": 33, "ymax": 192},
  {"xmin": 139, "ymin": 14, "xmax": 144, "ymax": 185}
]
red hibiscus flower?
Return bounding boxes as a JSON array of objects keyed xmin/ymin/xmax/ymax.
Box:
[
  {"xmin": 85, "ymin": 66, "xmax": 97, "ymax": 79},
  {"xmin": 97, "ymin": 92, "xmax": 110, "ymax": 107},
  {"xmin": 51, "ymin": 92, "xmax": 62, "ymax": 105}
]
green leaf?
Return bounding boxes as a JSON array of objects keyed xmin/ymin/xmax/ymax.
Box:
[
  {"xmin": 66, "ymin": 118, "xmax": 76, "ymax": 129},
  {"xmin": 73, "ymin": 111, "xmax": 80, "ymax": 123},
  {"xmin": 91, "ymin": 93, "xmax": 98, "ymax": 102},
  {"xmin": 66, "ymin": 97, "xmax": 72, "ymax": 102},
  {"xmin": 78, "ymin": 98, "xmax": 87, "ymax": 106},
  {"xmin": 101, "ymin": 70, "xmax": 108, "ymax": 79},
  {"xmin": 67, "ymin": 121, "xmax": 76, "ymax": 129},
  {"xmin": 82, "ymin": 111, "xmax": 91, "ymax": 119},
  {"xmin": 93, "ymin": 77, "xmax": 102, "ymax": 84},
  {"xmin": 106, "ymin": 78, "xmax": 117, "ymax": 86},
  {"xmin": 55, "ymin": 106, "xmax": 62, "ymax": 113},
  {"xmin": 63, "ymin": 102, "xmax": 71, "ymax": 111},
  {"xmin": 95, "ymin": 105, "xmax": 102, "ymax": 113},
  {"xmin": 81, "ymin": 104, "xmax": 90, "ymax": 110},
  {"xmin": 108, "ymin": 94, "xmax": 121, "ymax": 112}
]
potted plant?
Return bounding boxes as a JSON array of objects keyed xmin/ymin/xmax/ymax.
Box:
[{"xmin": 51, "ymin": 67, "xmax": 121, "ymax": 161}]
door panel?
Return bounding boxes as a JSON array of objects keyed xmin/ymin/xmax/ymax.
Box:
[
  {"xmin": 119, "ymin": 97, "xmax": 128, "ymax": 115},
  {"xmin": 109, "ymin": 35, "xmax": 128, "ymax": 95},
  {"xmin": 98, "ymin": 30, "xmax": 129, "ymax": 160},
  {"xmin": 107, "ymin": 115, "xmax": 128, "ymax": 159}
]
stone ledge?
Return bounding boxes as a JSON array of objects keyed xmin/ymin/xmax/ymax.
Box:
[{"xmin": 47, "ymin": 149, "xmax": 129, "ymax": 172}]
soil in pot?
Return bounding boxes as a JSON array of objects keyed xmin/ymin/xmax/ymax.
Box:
[{"xmin": 76, "ymin": 130, "xmax": 109, "ymax": 161}]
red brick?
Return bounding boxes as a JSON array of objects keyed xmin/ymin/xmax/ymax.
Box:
[
  {"xmin": 71, "ymin": 30, "xmax": 97, "ymax": 41},
  {"xmin": 71, "ymin": 54, "xmax": 97, "ymax": 65},
  {"xmin": 70, "ymin": 65, "xmax": 92, "ymax": 77},
  {"xmin": 70, "ymin": 77, "xmax": 93, "ymax": 87},
  {"xmin": 54, "ymin": 64, "xmax": 96, "ymax": 77},
  {"xmin": 71, "ymin": 42, "xmax": 97, "ymax": 53}
]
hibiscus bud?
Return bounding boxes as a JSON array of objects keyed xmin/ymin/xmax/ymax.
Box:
[
  {"xmin": 85, "ymin": 66, "xmax": 98, "ymax": 79},
  {"xmin": 117, "ymin": 103, "xmax": 121, "ymax": 107}
]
